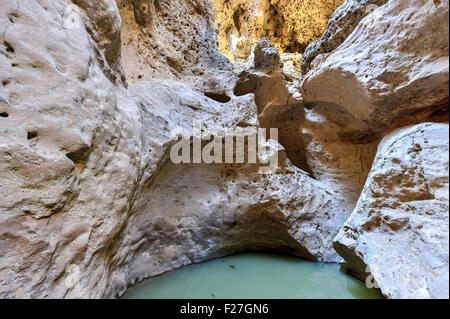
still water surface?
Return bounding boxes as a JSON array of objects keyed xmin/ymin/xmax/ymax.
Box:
[{"xmin": 123, "ymin": 253, "xmax": 383, "ymax": 299}]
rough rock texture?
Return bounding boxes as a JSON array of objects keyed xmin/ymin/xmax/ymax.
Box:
[
  {"xmin": 301, "ymin": 0, "xmax": 389, "ymax": 75},
  {"xmin": 0, "ymin": 0, "xmax": 144, "ymax": 298},
  {"xmin": 105, "ymin": 78, "xmax": 353, "ymax": 298},
  {"xmin": 118, "ymin": 0, "xmax": 235, "ymax": 95},
  {"xmin": 109, "ymin": 81, "xmax": 353, "ymax": 295},
  {"xmin": 0, "ymin": 0, "xmax": 352, "ymax": 299},
  {"xmin": 214, "ymin": 0, "xmax": 345, "ymax": 62},
  {"xmin": 334, "ymin": 123, "xmax": 449, "ymax": 299},
  {"xmin": 234, "ymin": 39, "xmax": 311, "ymax": 172},
  {"xmin": 301, "ymin": 104, "xmax": 380, "ymax": 204},
  {"xmin": 0, "ymin": 0, "xmax": 449, "ymax": 300},
  {"xmin": 300, "ymin": 1, "xmax": 449, "ymax": 299},
  {"xmin": 235, "ymin": 38, "xmax": 378, "ymax": 209},
  {"xmin": 301, "ymin": 0, "xmax": 449, "ymax": 142}
]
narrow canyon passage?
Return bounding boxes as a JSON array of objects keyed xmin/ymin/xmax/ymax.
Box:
[
  {"xmin": 0, "ymin": 0, "xmax": 448, "ymax": 300},
  {"xmin": 114, "ymin": 0, "xmax": 448, "ymax": 299}
]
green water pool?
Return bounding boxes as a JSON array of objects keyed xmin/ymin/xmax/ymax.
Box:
[{"xmin": 123, "ymin": 253, "xmax": 384, "ymax": 299}]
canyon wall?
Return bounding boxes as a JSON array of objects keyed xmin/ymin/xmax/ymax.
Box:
[
  {"xmin": 0, "ymin": 0, "xmax": 448, "ymax": 299},
  {"xmin": 214, "ymin": 0, "xmax": 345, "ymax": 62},
  {"xmin": 117, "ymin": 0, "xmax": 236, "ymax": 95},
  {"xmin": 301, "ymin": 0, "xmax": 449, "ymax": 298},
  {"xmin": 335, "ymin": 123, "xmax": 449, "ymax": 299},
  {"xmin": 0, "ymin": 0, "xmax": 351, "ymax": 298}
]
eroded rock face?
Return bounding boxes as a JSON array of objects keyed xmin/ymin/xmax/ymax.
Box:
[
  {"xmin": 300, "ymin": 2, "xmax": 449, "ymax": 299},
  {"xmin": 301, "ymin": 0, "xmax": 389, "ymax": 75},
  {"xmin": 0, "ymin": 0, "xmax": 144, "ymax": 298},
  {"xmin": 334, "ymin": 123, "xmax": 449, "ymax": 299},
  {"xmin": 235, "ymin": 38, "xmax": 378, "ymax": 210},
  {"xmin": 103, "ymin": 77, "xmax": 355, "ymax": 298},
  {"xmin": 234, "ymin": 39, "xmax": 311, "ymax": 172},
  {"xmin": 0, "ymin": 0, "xmax": 448, "ymax": 299},
  {"xmin": 214, "ymin": 0, "xmax": 345, "ymax": 62},
  {"xmin": 301, "ymin": 0, "xmax": 449, "ymax": 142},
  {"xmin": 117, "ymin": 0, "xmax": 235, "ymax": 96},
  {"xmin": 0, "ymin": 0, "xmax": 351, "ymax": 299}
]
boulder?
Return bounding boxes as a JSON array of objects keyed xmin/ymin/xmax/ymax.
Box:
[
  {"xmin": 302, "ymin": 0, "xmax": 449, "ymax": 142},
  {"xmin": 334, "ymin": 123, "xmax": 449, "ymax": 299}
]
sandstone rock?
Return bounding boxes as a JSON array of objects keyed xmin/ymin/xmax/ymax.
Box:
[
  {"xmin": 281, "ymin": 53, "xmax": 302, "ymax": 82},
  {"xmin": 0, "ymin": 1, "xmax": 352, "ymax": 299},
  {"xmin": 334, "ymin": 123, "xmax": 449, "ymax": 299},
  {"xmin": 302, "ymin": 0, "xmax": 449, "ymax": 142},
  {"xmin": 301, "ymin": 0, "xmax": 389, "ymax": 75},
  {"xmin": 118, "ymin": 0, "xmax": 236, "ymax": 95},
  {"xmin": 234, "ymin": 40, "xmax": 310, "ymax": 172},
  {"xmin": 0, "ymin": 0, "xmax": 448, "ymax": 300},
  {"xmin": 214, "ymin": 0, "xmax": 345, "ymax": 62},
  {"xmin": 253, "ymin": 38, "xmax": 282, "ymax": 74}
]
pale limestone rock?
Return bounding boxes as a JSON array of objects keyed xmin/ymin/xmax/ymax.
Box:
[
  {"xmin": 301, "ymin": 106, "xmax": 380, "ymax": 204},
  {"xmin": 281, "ymin": 53, "xmax": 302, "ymax": 82},
  {"xmin": 214, "ymin": 0, "xmax": 345, "ymax": 62},
  {"xmin": 233, "ymin": 36, "xmax": 257, "ymax": 60},
  {"xmin": 253, "ymin": 38, "xmax": 282, "ymax": 74},
  {"xmin": 235, "ymin": 39, "xmax": 377, "ymax": 208},
  {"xmin": 234, "ymin": 39, "xmax": 310, "ymax": 171},
  {"xmin": 0, "ymin": 0, "xmax": 142, "ymax": 298},
  {"xmin": 300, "ymin": 2, "xmax": 449, "ymax": 299},
  {"xmin": 334, "ymin": 123, "xmax": 449, "ymax": 299},
  {"xmin": 302, "ymin": 0, "xmax": 449, "ymax": 141},
  {"xmin": 108, "ymin": 84, "xmax": 353, "ymax": 296},
  {"xmin": 0, "ymin": 0, "xmax": 352, "ymax": 299},
  {"xmin": 118, "ymin": 0, "xmax": 236, "ymax": 96},
  {"xmin": 301, "ymin": 0, "xmax": 389, "ymax": 75},
  {"xmin": 0, "ymin": 0, "xmax": 448, "ymax": 300},
  {"xmin": 110, "ymin": 157, "xmax": 352, "ymax": 297}
]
